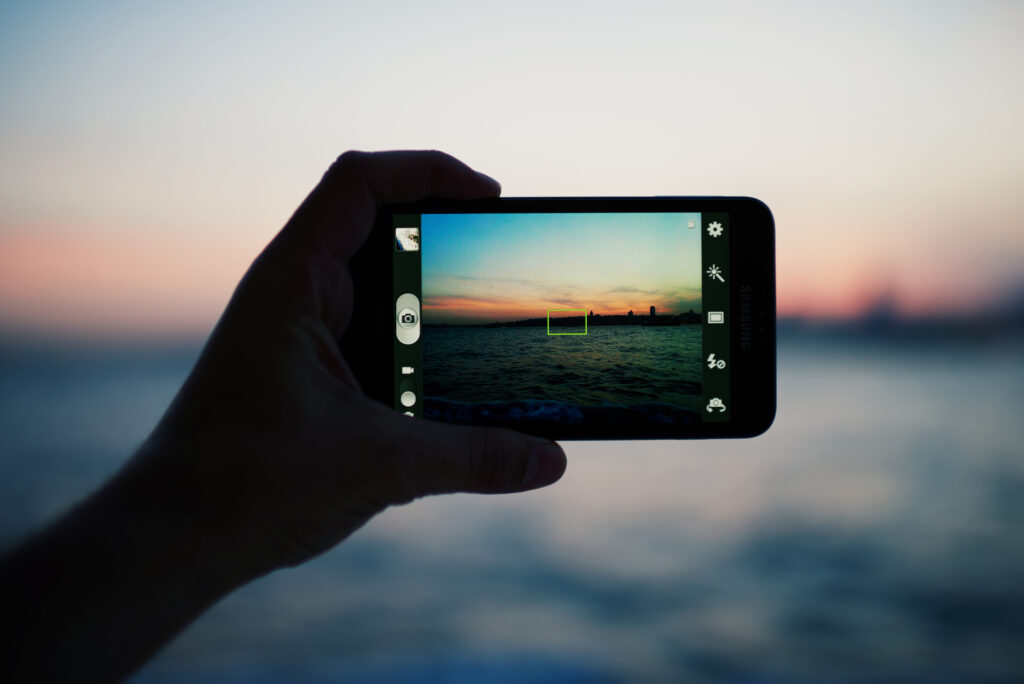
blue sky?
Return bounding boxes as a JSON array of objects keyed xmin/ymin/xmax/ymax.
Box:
[{"xmin": 421, "ymin": 212, "xmax": 702, "ymax": 323}]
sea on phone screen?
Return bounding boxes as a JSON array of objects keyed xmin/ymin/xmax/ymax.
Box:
[{"xmin": 421, "ymin": 325, "xmax": 702, "ymax": 425}]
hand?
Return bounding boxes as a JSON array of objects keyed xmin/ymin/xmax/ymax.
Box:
[
  {"xmin": 137, "ymin": 150, "xmax": 567, "ymax": 581},
  {"xmin": 3, "ymin": 151, "xmax": 568, "ymax": 682}
]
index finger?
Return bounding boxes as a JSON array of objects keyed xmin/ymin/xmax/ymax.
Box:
[{"xmin": 283, "ymin": 150, "xmax": 501, "ymax": 259}]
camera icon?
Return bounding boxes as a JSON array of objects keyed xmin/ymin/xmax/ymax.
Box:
[
  {"xmin": 395, "ymin": 293, "xmax": 421, "ymax": 345},
  {"xmin": 397, "ymin": 308, "xmax": 418, "ymax": 328}
]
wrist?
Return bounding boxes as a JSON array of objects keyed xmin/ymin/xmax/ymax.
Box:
[
  {"xmin": 1, "ymin": 438, "xmax": 251, "ymax": 681},
  {"xmin": 119, "ymin": 431, "xmax": 265, "ymax": 594}
]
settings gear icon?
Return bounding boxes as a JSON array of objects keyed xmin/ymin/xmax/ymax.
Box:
[{"xmin": 707, "ymin": 221, "xmax": 724, "ymax": 238}]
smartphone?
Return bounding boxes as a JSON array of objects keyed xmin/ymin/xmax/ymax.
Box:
[{"xmin": 345, "ymin": 197, "xmax": 775, "ymax": 439}]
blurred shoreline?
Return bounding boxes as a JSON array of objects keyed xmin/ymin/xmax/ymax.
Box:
[
  {"xmin": 3, "ymin": 306, "xmax": 1023, "ymax": 359},
  {"xmin": 780, "ymin": 311, "xmax": 1024, "ymax": 342}
]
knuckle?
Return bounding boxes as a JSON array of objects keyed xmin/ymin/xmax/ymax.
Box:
[
  {"xmin": 335, "ymin": 149, "xmax": 368, "ymax": 168},
  {"xmin": 324, "ymin": 150, "xmax": 368, "ymax": 184}
]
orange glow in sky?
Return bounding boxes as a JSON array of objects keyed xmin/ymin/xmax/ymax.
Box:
[
  {"xmin": 0, "ymin": 226, "xmax": 256, "ymax": 338},
  {"xmin": 424, "ymin": 293, "xmax": 692, "ymax": 325},
  {"xmin": 1, "ymin": 3, "xmax": 1023, "ymax": 337}
]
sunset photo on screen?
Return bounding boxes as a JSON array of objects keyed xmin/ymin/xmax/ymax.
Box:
[{"xmin": 420, "ymin": 212, "xmax": 704, "ymax": 426}]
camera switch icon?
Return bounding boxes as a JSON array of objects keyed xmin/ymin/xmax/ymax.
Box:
[{"xmin": 706, "ymin": 397, "xmax": 727, "ymax": 413}]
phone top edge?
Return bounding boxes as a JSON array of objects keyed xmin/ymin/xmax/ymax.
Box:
[
  {"xmin": 382, "ymin": 195, "xmax": 772, "ymax": 206},
  {"xmin": 380, "ymin": 197, "xmax": 775, "ymax": 231}
]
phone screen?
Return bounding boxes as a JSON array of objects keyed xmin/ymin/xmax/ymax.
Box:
[{"xmin": 390, "ymin": 209, "xmax": 734, "ymax": 432}]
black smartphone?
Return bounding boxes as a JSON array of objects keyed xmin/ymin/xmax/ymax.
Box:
[{"xmin": 345, "ymin": 197, "xmax": 775, "ymax": 440}]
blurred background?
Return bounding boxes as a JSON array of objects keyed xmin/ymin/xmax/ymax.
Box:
[{"xmin": 1, "ymin": 1, "xmax": 1022, "ymax": 681}]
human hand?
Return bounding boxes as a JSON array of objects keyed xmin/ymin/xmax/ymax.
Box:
[
  {"xmin": 0, "ymin": 150, "xmax": 567, "ymax": 682},
  {"xmin": 135, "ymin": 151, "xmax": 567, "ymax": 584}
]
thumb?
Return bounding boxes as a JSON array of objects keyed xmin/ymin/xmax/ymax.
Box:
[{"xmin": 392, "ymin": 416, "xmax": 567, "ymax": 497}]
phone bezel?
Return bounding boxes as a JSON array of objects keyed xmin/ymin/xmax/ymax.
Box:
[{"xmin": 345, "ymin": 196, "xmax": 775, "ymax": 440}]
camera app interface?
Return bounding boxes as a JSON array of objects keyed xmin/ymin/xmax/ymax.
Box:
[{"xmin": 392, "ymin": 211, "xmax": 731, "ymax": 427}]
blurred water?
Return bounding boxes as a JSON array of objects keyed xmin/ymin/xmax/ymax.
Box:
[{"xmin": 1, "ymin": 333, "xmax": 1023, "ymax": 683}]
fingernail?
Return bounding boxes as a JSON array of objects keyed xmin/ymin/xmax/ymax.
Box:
[{"xmin": 521, "ymin": 442, "xmax": 567, "ymax": 489}]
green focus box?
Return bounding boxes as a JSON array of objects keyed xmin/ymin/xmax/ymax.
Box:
[{"xmin": 547, "ymin": 309, "xmax": 588, "ymax": 335}]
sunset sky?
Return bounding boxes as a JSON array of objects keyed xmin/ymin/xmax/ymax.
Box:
[
  {"xmin": 1, "ymin": 1, "xmax": 1023, "ymax": 337},
  {"xmin": 422, "ymin": 212, "xmax": 701, "ymax": 324}
]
